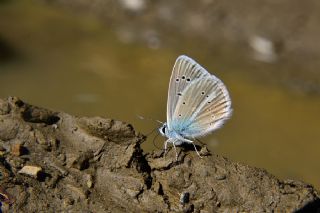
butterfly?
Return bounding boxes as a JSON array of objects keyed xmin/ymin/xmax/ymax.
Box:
[{"xmin": 159, "ymin": 55, "xmax": 232, "ymax": 159}]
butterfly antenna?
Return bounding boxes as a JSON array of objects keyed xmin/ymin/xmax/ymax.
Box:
[{"xmin": 136, "ymin": 115, "xmax": 163, "ymax": 125}]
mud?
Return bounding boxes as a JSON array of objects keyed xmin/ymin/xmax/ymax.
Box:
[{"xmin": 0, "ymin": 97, "xmax": 319, "ymax": 212}]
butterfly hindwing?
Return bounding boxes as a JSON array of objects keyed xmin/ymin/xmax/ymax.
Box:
[
  {"xmin": 183, "ymin": 76, "xmax": 232, "ymax": 138},
  {"xmin": 167, "ymin": 55, "xmax": 210, "ymax": 130}
]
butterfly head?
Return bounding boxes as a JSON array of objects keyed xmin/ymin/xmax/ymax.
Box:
[{"xmin": 159, "ymin": 123, "xmax": 168, "ymax": 137}]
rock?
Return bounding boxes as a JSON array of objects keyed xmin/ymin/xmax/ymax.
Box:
[
  {"xmin": 85, "ymin": 174, "xmax": 93, "ymax": 188},
  {"xmin": 10, "ymin": 144, "xmax": 25, "ymax": 156},
  {"xmin": 0, "ymin": 97, "xmax": 319, "ymax": 212},
  {"xmin": 18, "ymin": 165, "xmax": 42, "ymax": 179}
]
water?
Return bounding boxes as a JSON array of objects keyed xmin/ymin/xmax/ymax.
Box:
[{"xmin": 1, "ymin": 1, "xmax": 320, "ymax": 189}]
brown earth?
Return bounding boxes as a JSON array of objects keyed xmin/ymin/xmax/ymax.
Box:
[{"xmin": 0, "ymin": 97, "xmax": 319, "ymax": 212}]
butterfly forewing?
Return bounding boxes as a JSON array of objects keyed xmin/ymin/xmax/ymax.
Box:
[{"xmin": 167, "ymin": 55, "xmax": 210, "ymax": 130}]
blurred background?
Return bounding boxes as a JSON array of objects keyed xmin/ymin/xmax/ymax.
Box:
[{"xmin": 0, "ymin": 0, "xmax": 319, "ymax": 188}]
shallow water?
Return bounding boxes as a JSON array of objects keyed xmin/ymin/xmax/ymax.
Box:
[{"xmin": 1, "ymin": 1, "xmax": 320, "ymax": 189}]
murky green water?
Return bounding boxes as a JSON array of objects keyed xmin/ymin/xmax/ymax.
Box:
[{"xmin": 1, "ymin": 1, "xmax": 320, "ymax": 189}]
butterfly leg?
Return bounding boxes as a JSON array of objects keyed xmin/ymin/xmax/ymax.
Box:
[
  {"xmin": 178, "ymin": 137, "xmax": 203, "ymax": 159},
  {"xmin": 172, "ymin": 140, "xmax": 179, "ymax": 160},
  {"xmin": 192, "ymin": 142, "xmax": 203, "ymax": 158}
]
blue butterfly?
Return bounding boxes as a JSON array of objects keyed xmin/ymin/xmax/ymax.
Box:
[{"xmin": 159, "ymin": 55, "xmax": 232, "ymax": 159}]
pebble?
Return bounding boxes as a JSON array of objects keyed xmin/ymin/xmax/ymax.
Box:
[
  {"xmin": 85, "ymin": 174, "xmax": 93, "ymax": 188},
  {"xmin": 18, "ymin": 165, "xmax": 42, "ymax": 178},
  {"xmin": 215, "ymin": 174, "xmax": 226, "ymax": 180},
  {"xmin": 11, "ymin": 144, "xmax": 26, "ymax": 156}
]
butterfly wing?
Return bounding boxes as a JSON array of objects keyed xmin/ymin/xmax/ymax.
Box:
[
  {"xmin": 181, "ymin": 76, "xmax": 232, "ymax": 138},
  {"xmin": 167, "ymin": 55, "xmax": 210, "ymax": 130},
  {"xmin": 169, "ymin": 62, "xmax": 232, "ymax": 139}
]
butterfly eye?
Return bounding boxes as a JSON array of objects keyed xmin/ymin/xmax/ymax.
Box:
[
  {"xmin": 179, "ymin": 114, "xmax": 182, "ymax": 117},
  {"xmin": 178, "ymin": 92, "xmax": 182, "ymax": 96},
  {"xmin": 183, "ymin": 102, "xmax": 186, "ymax": 104},
  {"xmin": 161, "ymin": 126, "xmax": 166, "ymax": 134}
]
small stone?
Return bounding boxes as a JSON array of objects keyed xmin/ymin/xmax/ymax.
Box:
[
  {"xmin": 52, "ymin": 124, "xmax": 58, "ymax": 129},
  {"xmin": 18, "ymin": 165, "xmax": 42, "ymax": 178},
  {"xmin": 85, "ymin": 175, "xmax": 93, "ymax": 188},
  {"xmin": 11, "ymin": 144, "xmax": 25, "ymax": 156},
  {"xmin": 215, "ymin": 174, "xmax": 226, "ymax": 180}
]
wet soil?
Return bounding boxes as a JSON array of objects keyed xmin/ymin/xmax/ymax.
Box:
[{"xmin": 0, "ymin": 97, "xmax": 319, "ymax": 212}]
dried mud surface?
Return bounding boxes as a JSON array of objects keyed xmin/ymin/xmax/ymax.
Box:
[{"xmin": 0, "ymin": 97, "xmax": 319, "ymax": 212}]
